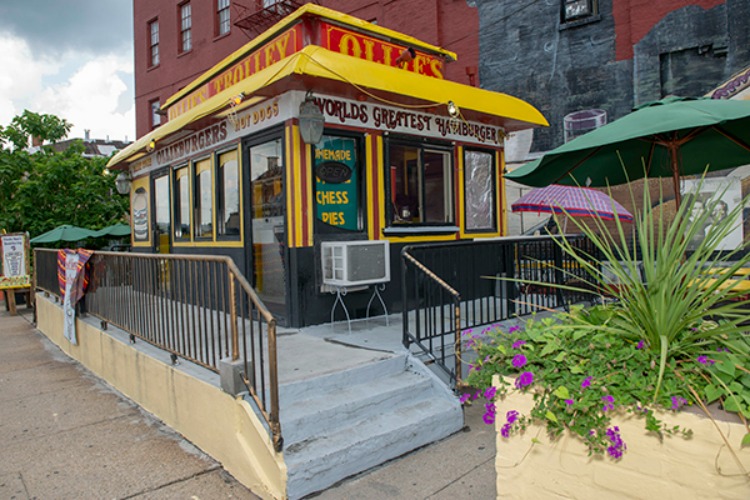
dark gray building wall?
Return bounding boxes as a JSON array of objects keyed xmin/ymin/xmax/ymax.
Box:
[{"xmin": 477, "ymin": 0, "xmax": 750, "ymax": 153}]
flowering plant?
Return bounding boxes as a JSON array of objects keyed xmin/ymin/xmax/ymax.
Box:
[{"xmin": 464, "ymin": 178, "xmax": 750, "ymax": 459}]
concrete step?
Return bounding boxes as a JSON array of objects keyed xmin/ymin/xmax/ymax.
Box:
[
  {"xmin": 278, "ymin": 353, "xmax": 407, "ymax": 407},
  {"xmin": 284, "ymin": 395, "xmax": 463, "ymax": 499},
  {"xmin": 280, "ymin": 368, "xmax": 434, "ymax": 447}
]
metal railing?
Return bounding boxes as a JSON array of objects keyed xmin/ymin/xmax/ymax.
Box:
[
  {"xmin": 33, "ymin": 248, "xmax": 282, "ymax": 451},
  {"xmin": 401, "ymin": 235, "xmax": 600, "ymax": 387}
]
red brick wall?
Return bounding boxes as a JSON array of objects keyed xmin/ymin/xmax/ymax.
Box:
[
  {"xmin": 612, "ymin": 0, "xmax": 725, "ymax": 60},
  {"xmin": 133, "ymin": 1, "xmax": 479, "ymax": 139}
]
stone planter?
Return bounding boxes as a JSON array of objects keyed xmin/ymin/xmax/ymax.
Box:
[{"xmin": 493, "ymin": 375, "xmax": 750, "ymax": 498}]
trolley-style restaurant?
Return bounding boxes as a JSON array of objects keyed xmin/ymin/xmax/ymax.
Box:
[{"xmin": 107, "ymin": 4, "xmax": 548, "ymax": 328}]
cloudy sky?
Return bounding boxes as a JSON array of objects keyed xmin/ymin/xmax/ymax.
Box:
[{"xmin": 0, "ymin": 1, "xmax": 135, "ymax": 143}]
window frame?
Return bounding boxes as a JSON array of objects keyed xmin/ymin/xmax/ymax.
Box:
[
  {"xmin": 179, "ymin": 2, "xmax": 192, "ymax": 54},
  {"xmin": 463, "ymin": 148, "xmax": 498, "ymax": 234},
  {"xmin": 561, "ymin": 0, "xmax": 598, "ymax": 23},
  {"xmin": 148, "ymin": 18, "xmax": 160, "ymax": 68},
  {"xmin": 149, "ymin": 98, "xmax": 161, "ymax": 130},
  {"xmin": 173, "ymin": 165, "xmax": 192, "ymax": 241},
  {"xmin": 216, "ymin": 146, "xmax": 242, "ymax": 241},
  {"xmin": 216, "ymin": 0, "xmax": 231, "ymax": 37},
  {"xmin": 193, "ymin": 156, "xmax": 214, "ymax": 240},
  {"xmin": 384, "ymin": 137, "xmax": 455, "ymax": 230}
]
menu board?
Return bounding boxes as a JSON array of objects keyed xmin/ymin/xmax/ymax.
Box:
[{"xmin": 0, "ymin": 233, "xmax": 30, "ymax": 289}]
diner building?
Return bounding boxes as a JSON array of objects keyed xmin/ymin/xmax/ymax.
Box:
[{"xmin": 108, "ymin": 4, "xmax": 548, "ymax": 327}]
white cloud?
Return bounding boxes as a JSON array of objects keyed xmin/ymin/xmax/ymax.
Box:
[{"xmin": 0, "ymin": 32, "xmax": 134, "ymax": 143}]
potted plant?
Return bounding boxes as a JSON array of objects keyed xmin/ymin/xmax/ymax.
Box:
[{"xmin": 464, "ymin": 179, "xmax": 750, "ymax": 496}]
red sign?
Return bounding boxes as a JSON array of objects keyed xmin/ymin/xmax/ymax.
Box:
[{"xmin": 320, "ymin": 23, "xmax": 444, "ymax": 79}]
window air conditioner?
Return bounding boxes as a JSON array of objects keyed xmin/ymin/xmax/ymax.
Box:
[{"xmin": 321, "ymin": 240, "xmax": 391, "ymax": 288}]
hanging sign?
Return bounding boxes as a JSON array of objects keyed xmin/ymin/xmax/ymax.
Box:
[{"xmin": 315, "ymin": 136, "xmax": 359, "ymax": 230}]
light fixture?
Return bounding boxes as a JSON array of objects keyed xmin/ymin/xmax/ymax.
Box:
[
  {"xmin": 231, "ymin": 92, "xmax": 246, "ymax": 106},
  {"xmin": 395, "ymin": 47, "xmax": 416, "ymax": 67},
  {"xmin": 298, "ymin": 91, "xmax": 325, "ymax": 145},
  {"xmin": 146, "ymin": 139, "xmax": 156, "ymax": 152},
  {"xmin": 115, "ymin": 171, "xmax": 131, "ymax": 195},
  {"xmin": 447, "ymin": 101, "xmax": 459, "ymax": 118}
]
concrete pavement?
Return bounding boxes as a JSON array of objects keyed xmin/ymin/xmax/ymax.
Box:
[{"xmin": 1, "ymin": 307, "xmax": 497, "ymax": 499}]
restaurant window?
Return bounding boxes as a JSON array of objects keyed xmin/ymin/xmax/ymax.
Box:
[
  {"xmin": 148, "ymin": 19, "xmax": 159, "ymax": 67},
  {"xmin": 133, "ymin": 187, "xmax": 150, "ymax": 242},
  {"xmin": 217, "ymin": 0, "xmax": 231, "ymax": 36},
  {"xmin": 150, "ymin": 99, "xmax": 161, "ymax": 129},
  {"xmin": 195, "ymin": 158, "xmax": 213, "ymax": 239},
  {"xmin": 154, "ymin": 174, "xmax": 171, "ymax": 252},
  {"xmin": 174, "ymin": 166, "xmax": 190, "ymax": 240},
  {"xmin": 179, "ymin": 2, "xmax": 192, "ymax": 53},
  {"xmin": 464, "ymin": 149, "xmax": 496, "ymax": 232},
  {"xmin": 562, "ymin": 0, "xmax": 597, "ymax": 22},
  {"xmin": 217, "ymin": 149, "xmax": 240, "ymax": 237},
  {"xmin": 387, "ymin": 141, "xmax": 453, "ymax": 226},
  {"xmin": 313, "ymin": 134, "xmax": 362, "ymax": 232}
]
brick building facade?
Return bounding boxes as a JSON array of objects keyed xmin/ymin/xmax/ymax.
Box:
[
  {"xmin": 133, "ymin": 1, "xmax": 479, "ymax": 139},
  {"xmin": 476, "ymin": 0, "xmax": 750, "ymax": 152}
]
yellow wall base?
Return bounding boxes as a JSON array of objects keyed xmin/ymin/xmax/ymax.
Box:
[
  {"xmin": 493, "ymin": 375, "xmax": 750, "ymax": 499},
  {"xmin": 36, "ymin": 294, "xmax": 287, "ymax": 499}
]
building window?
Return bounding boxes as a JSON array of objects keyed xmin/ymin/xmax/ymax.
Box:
[
  {"xmin": 562, "ymin": 0, "xmax": 596, "ymax": 22},
  {"xmin": 150, "ymin": 99, "xmax": 161, "ymax": 129},
  {"xmin": 174, "ymin": 166, "xmax": 190, "ymax": 240},
  {"xmin": 313, "ymin": 135, "xmax": 362, "ymax": 232},
  {"xmin": 217, "ymin": 0, "xmax": 231, "ymax": 36},
  {"xmin": 464, "ymin": 149, "xmax": 496, "ymax": 232},
  {"xmin": 179, "ymin": 3, "xmax": 192, "ymax": 53},
  {"xmin": 133, "ymin": 187, "xmax": 150, "ymax": 241},
  {"xmin": 195, "ymin": 158, "xmax": 213, "ymax": 239},
  {"xmin": 154, "ymin": 174, "xmax": 171, "ymax": 251},
  {"xmin": 218, "ymin": 149, "xmax": 240, "ymax": 237},
  {"xmin": 148, "ymin": 19, "xmax": 160, "ymax": 67},
  {"xmin": 387, "ymin": 141, "xmax": 453, "ymax": 226}
]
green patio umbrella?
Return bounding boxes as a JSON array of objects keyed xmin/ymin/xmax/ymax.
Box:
[
  {"xmin": 507, "ymin": 97, "xmax": 750, "ymax": 208},
  {"xmin": 30, "ymin": 224, "xmax": 96, "ymax": 244},
  {"xmin": 91, "ymin": 223, "xmax": 131, "ymax": 238}
]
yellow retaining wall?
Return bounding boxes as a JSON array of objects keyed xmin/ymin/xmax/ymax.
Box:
[
  {"xmin": 493, "ymin": 375, "xmax": 750, "ymax": 499},
  {"xmin": 36, "ymin": 294, "xmax": 287, "ymax": 499}
]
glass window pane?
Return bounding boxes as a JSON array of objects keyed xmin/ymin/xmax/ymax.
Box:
[
  {"xmin": 218, "ymin": 150, "xmax": 240, "ymax": 236},
  {"xmin": 195, "ymin": 159, "xmax": 213, "ymax": 238},
  {"xmin": 423, "ymin": 150, "xmax": 451, "ymax": 223},
  {"xmin": 218, "ymin": 0, "xmax": 231, "ymax": 35},
  {"xmin": 389, "ymin": 144, "xmax": 420, "ymax": 223},
  {"xmin": 175, "ymin": 167, "xmax": 190, "ymax": 240},
  {"xmin": 133, "ymin": 187, "xmax": 150, "ymax": 241},
  {"xmin": 464, "ymin": 150, "xmax": 495, "ymax": 231},
  {"xmin": 154, "ymin": 174, "xmax": 171, "ymax": 250}
]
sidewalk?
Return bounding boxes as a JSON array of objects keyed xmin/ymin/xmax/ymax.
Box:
[
  {"xmin": 1, "ymin": 308, "xmax": 497, "ymax": 499},
  {"xmin": 0, "ymin": 308, "xmax": 258, "ymax": 499}
]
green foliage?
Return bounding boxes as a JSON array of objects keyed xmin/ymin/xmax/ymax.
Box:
[
  {"xmin": 0, "ymin": 111, "xmax": 128, "ymax": 239},
  {"xmin": 466, "ymin": 176, "xmax": 750, "ymax": 459}
]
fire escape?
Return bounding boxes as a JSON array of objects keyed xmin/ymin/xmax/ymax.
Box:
[{"xmin": 233, "ymin": 0, "xmax": 318, "ymax": 37}]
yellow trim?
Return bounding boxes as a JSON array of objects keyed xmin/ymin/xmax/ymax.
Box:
[
  {"xmin": 376, "ymin": 135, "xmax": 386, "ymax": 236},
  {"xmin": 366, "ymin": 134, "xmax": 375, "ymax": 240},
  {"xmin": 457, "ymin": 146, "xmax": 466, "ymax": 238},
  {"xmin": 384, "ymin": 233, "xmax": 457, "ymax": 244},
  {"xmin": 163, "ymin": 4, "xmax": 456, "ymax": 109},
  {"xmin": 284, "ymin": 127, "xmax": 294, "ymax": 248},
  {"xmin": 292, "ymin": 125, "xmax": 303, "ymax": 248},
  {"xmin": 304, "ymin": 136, "xmax": 313, "ymax": 247},
  {"xmin": 195, "ymin": 158, "xmax": 211, "ymax": 174},
  {"xmin": 108, "ymin": 46, "xmax": 546, "ymax": 169},
  {"xmin": 172, "ymin": 241, "xmax": 244, "ymax": 248},
  {"xmin": 499, "ymin": 150, "xmax": 507, "ymax": 236}
]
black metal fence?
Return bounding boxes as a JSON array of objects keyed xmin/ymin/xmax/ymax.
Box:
[
  {"xmin": 401, "ymin": 235, "xmax": 600, "ymax": 386},
  {"xmin": 33, "ymin": 248, "xmax": 282, "ymax": 451}
]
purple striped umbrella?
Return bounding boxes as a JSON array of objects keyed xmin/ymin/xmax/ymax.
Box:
[{"xmin": 512, "ymin": 185, "xmax": 634, "ymax": 222}]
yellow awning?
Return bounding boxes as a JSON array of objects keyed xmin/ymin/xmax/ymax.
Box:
[
  {"xmin": 109, "ymin": 46, "xmax": 548, "ymax": 169},
  {"xmin": 164, "ymin": 3, "xmax": 457, "ymax": 109}
]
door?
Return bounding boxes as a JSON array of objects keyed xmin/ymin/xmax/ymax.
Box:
[{"xmin": 153, "ymin": 172, "xmax": 171, "ymax": 253}]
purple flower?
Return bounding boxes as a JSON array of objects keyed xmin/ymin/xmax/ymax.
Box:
[
  {"xmin": 601, "ymin": 394, "xmax": 615, "ymax": 412},
  {"xmin": 459, "ymin": 393, "xmax": 470, "ymax": 404},
  {"xmin": 466, "ymin": 339, "xmax": 476, "ymax": 348},
  {"xmin": 484, "ymin": 386, "xmax": 497, "ymax": 400},
  {"xmin": 717, "ymin": 347, "xmax": 730, "ymax": 353},
  {"xmin": 485, "ymin": 402, "xmax": 496, "ymax": 415},
  {"xmin": 697, "ymin": 355, "xmax": 716, "ymax": 365},
  {"xmin": 472, "ymin": 391, "xmax": 481, "ymax": 401},
  {"xmin": 482, "ymin": 326, "xmax": 492, "ymax": 334},
  {"xmin": 511, "ymin": 339, "xmax": 526, "ymax": 349},
  {"xmin": 564, "ymin": 399, "xmax": 574, "ymax": 406},
  {"xmin": 508, "ymin": 325, "xmax": 521, "ymax": 334},
  {"xmin": 605, "ymin": 426, "xmax": 626, "ymax": 460},
  {"xmin": 483, "ymin": 411, "xmax": 496, "ymax": 425},
  {"xmin": 500, "ymin": 422, "xmax": 512, "ymax": 437},
  {"xmin": 512, "ymin": 354, "xmax": 527, "ymax": 368},
  {"xmin": 506, "ymin": 410, "xmax": 519, "ymax": 424},
  {"xmin": 636, "ymin": 340, "xmax": 645, "ymax": 350},
  {"xmin": 581, "ymin": 376, "xmax": 592, "ymax": 389},
  {"xmin": 515, "ymin": 371, "xmax": 534, "ymax": 389},
  {"xmin": 462, "ymin": 329, "xmax": 473, "ymax": 337},
  {"xmin": 483, "ymin": 355, "xmax": 491, "ymax": 363},
  {"xmin": 670, "ymin": 396, "xmax": 687, "ymax": 411}
]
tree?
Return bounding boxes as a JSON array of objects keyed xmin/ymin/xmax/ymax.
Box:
[{"xmin": 0, "ymin": 110, "xmax": 130, "ymax": 238}]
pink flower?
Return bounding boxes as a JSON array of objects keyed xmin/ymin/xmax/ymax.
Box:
[
  {"xmin": 564, "ymin": 399, "xmax": 574, "ymax": 406},
  {"xmin": 484, "ymin": 386, "xmax": 497, "ymax": 400},
  {"xmin": 508, "ymin": 325, "xmax": 521, "ymax": 334},
  {"xmin": 515, "ymin": 371, "xmax": 534, "ymax": 389},
  {"xmin": 459, "ymin": 393, "xmax": 470, "ymax": 404},
  {"xmin": 696, "ymin": 355, "xmax": 715, "ymax": 365},
  {"xmin": 483, "ymin": 411, "xmax": 496, "ymax": 425},
  {"xmin": 500, "ymin": 422, "xmax": 511, "ymax": 437},
  {"xmin": 601, "ymin": 394, "xmax": 615, "ymax": 412},
  {"xmin": 636, "ymin": 340, "xmax": 645, "ymax": 349},
  {"xmin": 511, "ymin": 354, "xmax": 527, "ymax": 368},
  {"xmin": 511, "ymin": 339, "xmax": 526, "ymax": 349},
  {"xmin": 506, "ymin": 410, "xmax": 519, "ymax": 424},
  {"xmin": 581, "ymin": 376, "xmax": 592, "ymax": 389}
]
